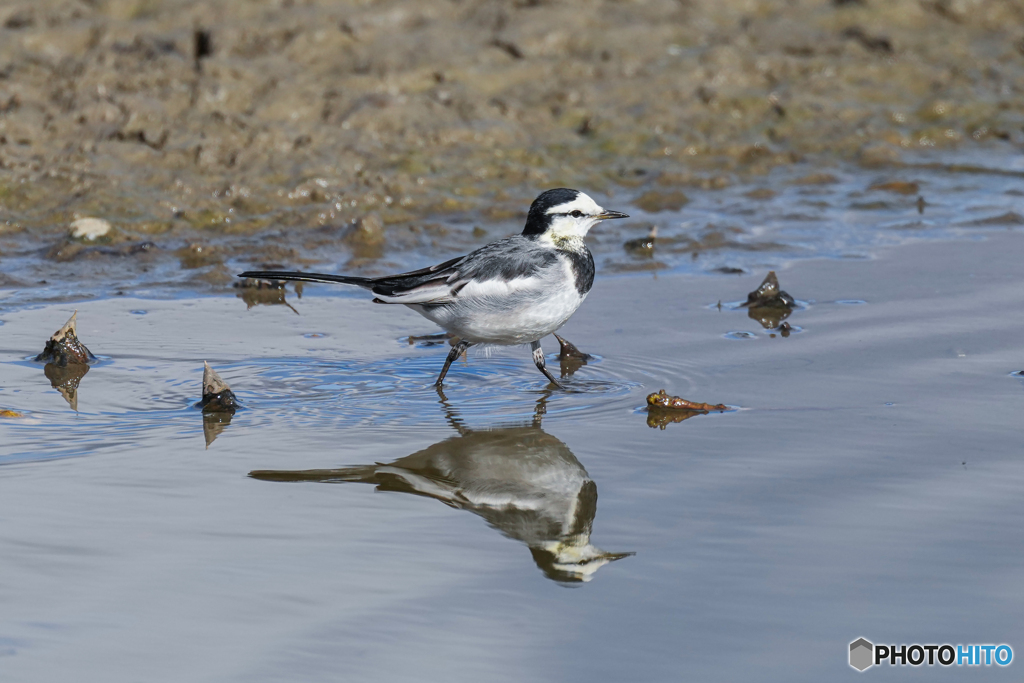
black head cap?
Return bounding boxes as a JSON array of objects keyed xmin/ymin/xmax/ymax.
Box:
[{"xmin": 522, "ymin": 188, "xmax": 580, "ymax": 236}]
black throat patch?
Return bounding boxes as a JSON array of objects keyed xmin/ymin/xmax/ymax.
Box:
[{"xmin": 562, "ymin": 245, "xmax": 595, "ymax": 296}]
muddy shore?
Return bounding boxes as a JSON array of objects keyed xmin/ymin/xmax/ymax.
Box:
[{"xmin": 1, "ymin": 0, "xmax": 1023, "ymax": 296}]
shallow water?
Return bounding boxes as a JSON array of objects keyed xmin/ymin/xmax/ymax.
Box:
[{"xmin": 2, "ymin": 226, "xmax": 1024, "ymax": 680}]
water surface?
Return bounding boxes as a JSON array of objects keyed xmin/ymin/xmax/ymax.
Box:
[{"xmin": 3, "ymin": 228, "xmax": 1024, "ymax": 680}]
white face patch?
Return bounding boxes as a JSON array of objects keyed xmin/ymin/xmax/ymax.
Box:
[
  {"xmin": 544, "ymin": 192, "xmax": 603, "ymax": 217},
  {"xmin": 542, "ymin": 191, "xmax": 607, "ymax": 241}
]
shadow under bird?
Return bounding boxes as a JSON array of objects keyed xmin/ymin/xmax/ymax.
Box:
[{"xmin": 239, "ymin": 188, "xmax": 627, "ymax": 387}]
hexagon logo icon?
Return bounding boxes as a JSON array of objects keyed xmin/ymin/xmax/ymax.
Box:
[{"xmin": 850, "ymin": 638, "xmax": 874, "ymax": 671}]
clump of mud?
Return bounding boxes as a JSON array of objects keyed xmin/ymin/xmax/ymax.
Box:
[
  {"xmin": 741, "ymin": 271, "xmax": 797, "ymax": 330},
  {"xmin": 34, "ymin": 311, "xmax": 96, "ymax": 366},
  {"xmin": 1, "ymin": 0, "xmax": 1023, "ymax": 296},
  {"xmin": 554, "ymin": 333, "xmax": 592, "ymax": 377},
  {"xmin": 195, "ymin": 361, "xmax": 239, "ymax": 413},
  {"xmin": 194, "ymin": 361, "xmax": 239, "ymax": 447}
]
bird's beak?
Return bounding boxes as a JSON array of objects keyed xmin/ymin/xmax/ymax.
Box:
[{"xmin": 596, "ymin": 210, "xmax": 629, "ymax": 220}]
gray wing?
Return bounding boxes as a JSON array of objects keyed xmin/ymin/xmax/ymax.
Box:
[{"xmin": 371, "ymin": 236, "xmax": 559, "ymax": 305}]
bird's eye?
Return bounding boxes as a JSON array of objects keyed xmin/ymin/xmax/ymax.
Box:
[{"xmin": 570, "ymin": 210, "xmax": 583, "ymax": 218}]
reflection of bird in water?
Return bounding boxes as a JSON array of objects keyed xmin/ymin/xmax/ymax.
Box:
[
  {"xmin": 250, "ymin": 391, "xmax": 632, "ymax": 584},
  {"xmin": 235, "ymin": 279, "xmax": 299, "ymax": 314}
]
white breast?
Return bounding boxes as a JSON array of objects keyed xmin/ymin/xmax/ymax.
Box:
[{"xmin": 410, "ymin": 257, "xmax": 586, "ymax": 345}]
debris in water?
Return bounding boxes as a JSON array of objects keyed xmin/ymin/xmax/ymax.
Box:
[
  {"xmin": 554, "ymin": 333, "xmax": 592, "ymax": 377},
  {"xmin": 195, "ymin": 361, "xmax": 240, "ymax": 413},
  {"xmin": 34, "ymin": 311, "xmax": 96, "ymax": 366},
  {"xmin": 645, "ymin": 390, "xmax": 729, "ymax": 430},
  {"xmin": 743, "ymin": 271, "xmax": 795, "ymax": 308},
  {"xmin": 555, "ymin": 334, "xmax": 592, "ymax": 362},
  {"xmin": 0, "ymin": 409, "xmax": 25, "ymax": 418},
  {"xmin": 741, "ymin": 271, "xmax": 797, "ymax": 329},
  {"xmin": 194, "ymin": 362, "xmax": 239, "ymax": 447},
  {"xmin": 646, "ymin": 390, "xmax": 727, "ymax": 412},
  {"xmin": 44, "ymin": 363, "xmax": 90, "ymax": 411}
]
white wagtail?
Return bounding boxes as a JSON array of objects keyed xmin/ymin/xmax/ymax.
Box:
[{"xmin": 239, "ymin": 188, "xmax": 628, "ymax": 387}]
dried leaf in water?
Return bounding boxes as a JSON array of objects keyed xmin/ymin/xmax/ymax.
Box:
[{"xmin": 646, "ymin": 389, "xmax": 727, "ymax": 412}]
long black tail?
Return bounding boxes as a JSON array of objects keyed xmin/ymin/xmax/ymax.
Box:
[{"xmin": 237, "ymin": 270, "xmax": 374, "ymax": 288}]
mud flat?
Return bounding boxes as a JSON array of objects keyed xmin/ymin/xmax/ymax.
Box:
[
  {"xmin": 1, "ymin": 0, "xmax": 1024, "ymax": 298},
  {"xmin": 2, "ymin": 229, "xmax": 1024, "ymax": 679}
]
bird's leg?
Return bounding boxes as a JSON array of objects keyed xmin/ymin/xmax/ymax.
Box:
[
  {"xmin": 435, "ymin": 340, "xmax": 473, "ymax": 387},
  {"xmin": 530, "ymin": 340, "xmax": 563, "ymax": 388}
]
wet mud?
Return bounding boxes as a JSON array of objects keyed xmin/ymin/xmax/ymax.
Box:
[
  {"xmin": 34, "ymin": 310, "xmax": 96, "ymax": 365},
  {"xmin": 2, "ymin": 0, "xmax": 1024, "ymax": 300}
]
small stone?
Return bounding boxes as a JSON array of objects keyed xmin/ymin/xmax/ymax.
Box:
[
  {"xmin": 35, "ymin": 311, "xmax": 96, "ymax": 366},
  {"xmin": 69, "ymin": 217, "xmax": 112, "ymax": 241}
]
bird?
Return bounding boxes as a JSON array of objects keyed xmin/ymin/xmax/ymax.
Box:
[{"xmin": 238, "ymin": 188, "xmax": 628, "ymax": 387}]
